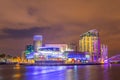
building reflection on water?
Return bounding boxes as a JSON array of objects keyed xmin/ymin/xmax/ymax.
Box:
[
  {"xmin": 0, "ymin": 64, "xmax": 120, "ymax": 80},
  {"xmin": 24, "ymin": 66, "xmax": 67, "ymax": 80}
]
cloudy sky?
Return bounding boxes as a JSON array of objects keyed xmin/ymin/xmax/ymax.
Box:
[{"xmin": 0, "ymin": 0, "xmax": 120, "ymax": 57}]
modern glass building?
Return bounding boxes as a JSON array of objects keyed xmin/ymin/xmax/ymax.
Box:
[
  {"xmin": 79, "ymin": 29, "xmax": 101, "ymax": 62},
  {"xmin": 34, "ymin": 47, "xmax": 65, "ymax": 61}
]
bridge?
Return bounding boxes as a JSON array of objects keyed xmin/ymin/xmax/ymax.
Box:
[{"xmin": 108, "ymin": 54, "xmax": 120, "ymax": 63}]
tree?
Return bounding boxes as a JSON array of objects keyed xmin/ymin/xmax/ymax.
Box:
[{"xmin": 0, "ymin": 54, "xmax": 6, "ymax": 58}]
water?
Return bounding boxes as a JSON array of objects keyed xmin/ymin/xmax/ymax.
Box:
[{"xmin": 0, "ymin": 64, "xmax": 120, "ymax": 80}]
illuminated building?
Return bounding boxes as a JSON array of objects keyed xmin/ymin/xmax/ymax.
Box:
[
  {"xmin": 101, "ymin": 44, "xmax": 108, "ymax": 63},
  {"xmin": 26, "ymin": 45, "xmax": 34, "ymax": 53},
  {"xmin": 45, "ymin": 44, "xmax": 68, "ymax": 52},
  {"xmin": 64, "ymin": 51, "xmax": 90, "ymax": 63},
  {"xmin": 24, "ymin": 45, "xmax": 34, "ymax": 59},
  {"xmin": 34, "ymin": 47, "xmax": 65, "ymax": 61},
  {"xmin": 79, "ymin": 29, "xmax": 101, "ymax": 62},
  {"xmin": 23, "ymin": 32, "xmax": 108, "ymax": 64},
  {"xmin": 33, "ymin": 35, "xmax": 43, "ymax": 52}
]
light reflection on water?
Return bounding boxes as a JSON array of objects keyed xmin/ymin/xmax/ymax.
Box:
[{"xmin": 0, "ymin": 64, "xmax": 120, "ymax": 80}]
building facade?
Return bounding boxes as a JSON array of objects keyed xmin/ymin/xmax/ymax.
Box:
[
  {"xmin": 26, "ymin": 45, "xmax": 34, "ymax": 52},
  {"xmin": 101, "ymin": 44, "xmax": 108, "ymax": 63},
  {"xmin": 79, "ymin": 29, "xmax": 101, "ymax": 62},
  {"xmin": 33, "ymin": 35, "xmax": 43, "ymax": 52},
  {"xmin": 45, "ymin": 44, "xmax": 68, "ymax": 52}
]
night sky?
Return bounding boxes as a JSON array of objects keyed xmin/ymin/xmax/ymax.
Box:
[{"xmin": 0, "ymin": 0, "xmax": 120, "ymax": 57}]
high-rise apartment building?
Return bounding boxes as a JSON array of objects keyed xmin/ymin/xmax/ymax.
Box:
[{"xmin": 79, "ymin": 29, "xmax": 101, "ymax": 62}]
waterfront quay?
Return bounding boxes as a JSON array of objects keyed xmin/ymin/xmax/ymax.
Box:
[
  {"xmin": 0, "ymin": 58, "xmax": 104, "ymax": 66},
  {"xmin": 0, "ymin": 60, "xmax": 105, "ymax": 66}
]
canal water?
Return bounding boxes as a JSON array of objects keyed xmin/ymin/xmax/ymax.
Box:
[{"xmin": 0, "ymin": 64, "xmax": 120, "ymax": 80}]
